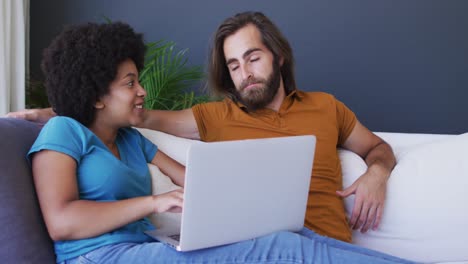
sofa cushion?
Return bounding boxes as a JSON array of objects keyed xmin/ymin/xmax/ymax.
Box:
[
  {"xmin": 136, "ymin": 128, "xmax": 193, "ymax": 228},
  {"xmin": 340, "ymin": 133, "xmax": 468, "ymax": 263},
  {"xmin": 0, "ymin": 118, "xmax": 55, "ymax": 263},
  {"xmin": 137, "ymin": 128, "xmax": 195, "ymax": 165},
  {"xmin": 147, "ymin": 164, "xmax": 182, "ymax": 230}
]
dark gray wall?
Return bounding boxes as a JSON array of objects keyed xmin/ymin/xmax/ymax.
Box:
[{"xmin": 31, "ymin": 1, "xmax": 468, "ymax": 134}]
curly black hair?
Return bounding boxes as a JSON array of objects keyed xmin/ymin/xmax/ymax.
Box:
[{"xmin": 41, "ymin": 22, "xmax": 146, "ymax": 126}]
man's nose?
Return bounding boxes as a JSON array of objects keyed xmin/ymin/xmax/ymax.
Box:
[{"xmin": 240, "ymin": 65, "xmax": 253, "ymax": 81}]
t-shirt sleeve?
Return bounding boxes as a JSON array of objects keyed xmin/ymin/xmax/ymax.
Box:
[
  {"xmin": 191, "ymin": 101, "xmax": 227, "ymax": 141},
  {"xmin": 133, "ymin": 129, "xmax": 158, "ymax": 162},
  {"xmin": 28, "ymin": 117, "xmax": 84, "ymax": 163},
  {"xmin": 335, "ymin": 97, "xmax": 357, "ymax": 146}
]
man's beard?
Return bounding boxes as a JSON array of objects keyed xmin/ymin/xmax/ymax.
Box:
[{"xmin": 234, "ymin": 62, "xmax": 281, "ymax": 112}]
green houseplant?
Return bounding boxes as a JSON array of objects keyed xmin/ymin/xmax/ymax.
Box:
[
  {"xmin": 140, "ymin": 40, "xmax": 210, "ymax": 110},
  {"xmin": 26, "ymin": 40, "xmax": 210, "ymax": 110}
]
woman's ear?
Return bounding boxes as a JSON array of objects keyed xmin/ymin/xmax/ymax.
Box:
[{"xmin": 94, "ymin": 101, "xmax": 105, "ymax": 109}]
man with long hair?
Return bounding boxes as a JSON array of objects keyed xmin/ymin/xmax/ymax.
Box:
[{"xmin": 145, "ymin": 11, "xmax": 396, "ymax": 243}]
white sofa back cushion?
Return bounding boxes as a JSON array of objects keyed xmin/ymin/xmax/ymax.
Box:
[
  {"xmin": 341, "ymin": 133, "xmax": 468, "ymax": 263},
  {"xmin": 137, "ymin": 128, "xmax": 468, "ymax": 263},
  {"xmin": 137, "ymin": 128, "xmax": 192, "ymax": 230}
]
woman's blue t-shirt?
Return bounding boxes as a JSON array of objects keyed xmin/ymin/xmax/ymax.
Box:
[{"xmin": 28, "ymin": 116, "xmax": 158, "ymax": 262}]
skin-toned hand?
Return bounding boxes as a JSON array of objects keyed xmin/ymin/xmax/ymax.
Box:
[
  {"xmin": 153, "ymin": 189, "xmax": 184, "ymax": 214},
  {"xmin": 5, "ymin": 107, "xmax": 56, "ymax": 123},
  {"xmin": 336, "ymin": 164, "xmax": 387, "ymax": 232},
  {"xmin": 338, "ymin": 120, "xmax": 395, "ymax": 233}
]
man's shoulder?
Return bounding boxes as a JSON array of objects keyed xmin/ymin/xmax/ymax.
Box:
[
  {"xmin": 295, "ymin": 90, "xmax": 338, "ymax": 105},
  {"xmin": 195, "ymin": 98, "xmax": 237, "ymax": 111},
  {"xmin": 192, "ymin": 98, "xmax": 234, "ymax": 123}
]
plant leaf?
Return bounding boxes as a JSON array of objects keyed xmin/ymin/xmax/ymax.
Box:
[{"xmin": 141, "ymin": 41, "xmax": 210, "ymax": 110}]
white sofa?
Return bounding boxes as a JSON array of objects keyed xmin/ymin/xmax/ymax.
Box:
[{"xmin": 137, "ymin": 128, "xmax": 468, "ymax": 264}]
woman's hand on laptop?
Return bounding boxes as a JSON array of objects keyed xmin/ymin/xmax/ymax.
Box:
[{"xmin": 152, "ymin": 189, "xmax": 184, "ymax": 213}]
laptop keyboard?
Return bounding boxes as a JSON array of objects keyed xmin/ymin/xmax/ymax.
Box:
[{"xmin": 169, "ymin": 234, "xmax": 181, "ymax": 242}]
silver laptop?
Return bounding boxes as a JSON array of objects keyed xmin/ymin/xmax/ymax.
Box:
[{"xmin": 145, "ymin": 135, "xmax": 316, "ymax": 251}]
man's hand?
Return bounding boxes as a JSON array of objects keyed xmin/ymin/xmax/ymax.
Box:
[
  {"xmin": 5, "ymin": 107, "xmax": 55, "ymax": 123},
  {"xmin": 339, "ymin": 120, "xmax": 396, "ymax": 233},
  {"xmin": 336, "ymin": 165, "xmax": 387, "ymax": 233}
]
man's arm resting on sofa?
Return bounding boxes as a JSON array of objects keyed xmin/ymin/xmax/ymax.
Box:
[
  {"xmin": 5, "ymin": 107, "xmax": 56, "ymax": 123},
  {"xmin": 140, "ymin": 109, "xmax": 200, "ymax": 140},
  {"xmin": 336, "ymin": 120, "xmax": 396, "ymax": 233},
  {"xmin": 5, "ymin": 107, "xmax": 201, "ymax": 141}
]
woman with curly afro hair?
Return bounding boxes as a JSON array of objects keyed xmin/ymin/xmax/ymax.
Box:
[{"xmin": 28, "ymin": 22, "xmax": 186, "ymax": 263}]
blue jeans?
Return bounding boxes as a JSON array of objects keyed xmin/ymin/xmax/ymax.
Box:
[{"xmin": 61, "ymin": 228, "xmax": 417, "ymax": 264}]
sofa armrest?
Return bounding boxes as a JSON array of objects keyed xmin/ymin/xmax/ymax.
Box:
[
  {"xmin": 341, "ymin": 132, "xmax": 468, "ymax": 263},
  {"xmin": 0, "ymin": 118, "xmax": 56, "ymax": 263}
]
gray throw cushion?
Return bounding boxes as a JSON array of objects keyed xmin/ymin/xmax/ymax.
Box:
[{"xmin": 0, "ymin": 118, "xmax": 55, "ymax": 263}]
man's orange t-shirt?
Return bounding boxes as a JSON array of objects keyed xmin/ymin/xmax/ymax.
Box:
[{"xmin": 191, "ymin": 90, "xmax": 357, "ymax": 242}]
